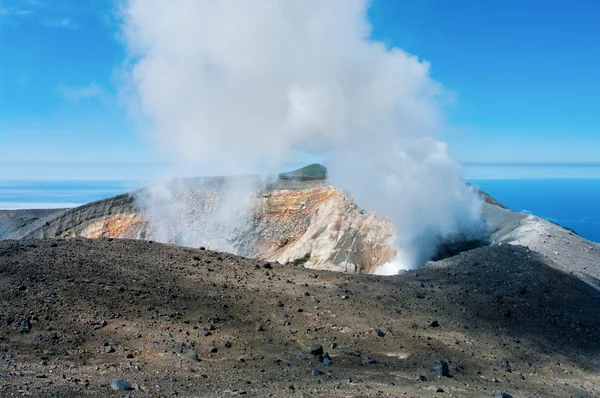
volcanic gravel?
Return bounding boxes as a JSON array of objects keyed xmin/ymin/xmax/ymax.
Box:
[{"xmin": 1, "ymin": 238, "xmax": 599, "ymax": 397}]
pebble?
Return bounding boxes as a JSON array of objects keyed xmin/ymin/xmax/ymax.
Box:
[
  {"xmin": 375, "ymin": 328, "xmax": 385, "ymax": 337},
  {"xmin": 430, "ymin": 320, "xmax": 440, "ymax": 327},
  {"xmin": 173, "ymin": 344, "xmax": 183, "ymax": 354},
  {"xmin": 430, "ymin": 362, "xmax": 450, "ymax": 377},
  {"xmin": 310, "ymin": 344, "xmax": 323, "ymax": 355},
  {"xmin": 312, "ymin": 368, "xmax": 323, "ymax": 376},
  {"xmin": 20, "ymin": 319, "xmax": 31, "ymax": 334},
  {"xmin": 322, "ymin": 353, "xmax": 333, "ymax": 366},
  {"xmin": 111, "ymin": 378, "xmax": 132, "ymax": 391},
  {"xmin": 255, "ymin": 323, "xmax": 264, "ymax": 332},
  {"xmin": 183, "ymin": 349, "xmax": 199, "ymax": 361},
  {"xmin": 362, "ymin": 357, "xmax": 376, "ymax": 365},
  {"xmin": 493, "ymin": 393, "xmax": 512, "ymax": 398}
]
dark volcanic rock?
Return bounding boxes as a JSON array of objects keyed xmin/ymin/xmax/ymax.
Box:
[
  {"xmin": 430, "ymin": 362, "xmax": 450, "ymax": 377},
  {"xmin": 310, "ymin": 344, "xmax": 323, "ymax": 355},
  {"xmin": 111, "ymin": 378, "xmax": 132, "ymax": 391}
]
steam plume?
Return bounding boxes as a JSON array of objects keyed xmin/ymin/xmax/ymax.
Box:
[{"xmin": 120, "ymin": 0, "xmax": 484, "ymax": 273}]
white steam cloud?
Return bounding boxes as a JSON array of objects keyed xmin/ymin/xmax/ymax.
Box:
[{"xmin": 121, "ymin": 0, "xmax": 484, "ymax": 273}]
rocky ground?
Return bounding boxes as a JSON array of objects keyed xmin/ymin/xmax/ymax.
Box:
[{"xmin": 1, "ymin": 238, "xmax": 599, "ymax": 397}]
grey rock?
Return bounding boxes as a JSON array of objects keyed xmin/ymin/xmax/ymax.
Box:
[
  {"xmin": 20, "ymin": 319, "xmax": 31, "ymax": 333},
  {"xmin": 221, "ymin": 340, "xmax": 232, "ymax": 348},
  {"xmin": 493, "ymin": 393, "xmax": 513, "ymax": 398},
  {"xmin": 312, "ymin": 368, "xmax": 323, "ymax": 376},
  {"xmin": 173, "ymin": 344, "xmax": 183, "ymax": 354},
  {"xmin": 310, "ymin": 344, "xmax": 323, "ymax": 355},
  {"xmin": 111, "ymin": 378, "xmax": 132, "ymax": 391},
  {"xmin": 375, "ymin": 328, "xmax": 385, "ymax": 337},
  {"xmin": 430, "ymin": 362, "xmax": 450, "ymax": 377},
  {"xmin": 182, "ymin": 349, "xmax": 199, "ymax": 361}
]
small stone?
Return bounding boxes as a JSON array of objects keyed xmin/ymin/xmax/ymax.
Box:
[
  {"xmin": 375, "ymin": 328, "xmax": 385, "ymax": 337},
  {"xmin": 203, "ymin": 328, "xmax": 212, "ymax": 336},
  {"xmin": 173, "ymin": 344, "xmax": 183, "ymax": 354},
  {"xmin": 126, "ymin": 353, "xmax": 135, "ymax": 359},
  {"xmin": 208, "ymin": 346, "xmax": 218, "ymax": 353},
  {"xmin": 430, "ymin": 320, "xmax": 440, "ymax": 328},
  {"xmin": 111, "ymin": 378, "xmax": 132, "ymax": 391},
  {"xmin": 493, "ymin": 393, "xmax": 513, "ymax": 398},
  {"xmin": 430, "ymin": 362, "xmax": 450, "ymax": 377},
  {"xmin": 302, "ymin": 291, "xmax": 310, "ymax": 297},
  {"xmin": 312, "ymin": 368, "xmax": 323, "ymax": 376},
  {"xmin": 414, "ymin": 291, "xmax": 425, "ymax": 299},
  {"xmin": 182, "ymin": 349, "xmax": 199, "ymax": 361},
  {"xmin": 436, "ymin": 387, "xmax": 444, "ymax": 393},
  {"xmin": 199, "ymin": 246, "xmax": 206, "ymax": 250},
  {"xmin": 310, "ymin": 344, "xmax": 323, "ymax": 355},
  {"xmin": 221, "ymin": 340, "xmax": 232, "ymax": 348},
  {"xmin": 20, "ymin": 319, "xmax": 31, "ymax": 333},
  {"xmin": 322, "ymin": 353, "xmax": 333, "ymax": 366},
  {"xmin": 255, "ymin": 323, "xmax": 264, "ymax": 332},
  {"xmin": 104, "ymin": 346, "xmax": 115, "ymax": 353},
  {"xmin": 345, "ymin": 350, "xmax": 361, "ymax": 357},
  {"xmin": 330, "ymin": 342, "xmax": 337, "ymax": 349},
  {"xmin": 362, "ymin": 357, "xmax": 376, "ymax": 365},
  {"xmin": 262, "ymin": 262, "xmax": 272, "ymax": 269},
  {"xmin": 280, "ymin": 312, "xmax": 288, "ymax": 319},
  {"xmin": 18, "ymin": 285, "xmax": 27, "ymax": 291}
]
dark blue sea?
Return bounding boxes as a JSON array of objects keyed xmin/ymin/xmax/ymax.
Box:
[
  {"xmin": 469, "ymin": 179, "xmax": 600, "ymax": 243},
  {"xmin": 1, "ymin": 178, "xmax": 598, "ymax": 244}
]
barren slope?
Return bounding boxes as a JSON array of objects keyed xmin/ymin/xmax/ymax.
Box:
[{"xmin": 1, "ymin": 238, "xmax": 599, "ymax": 397}]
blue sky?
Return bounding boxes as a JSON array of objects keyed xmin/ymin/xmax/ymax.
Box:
[{"xmin": 1, "ymin": 0, "xmax": 599, "ymax": 181}]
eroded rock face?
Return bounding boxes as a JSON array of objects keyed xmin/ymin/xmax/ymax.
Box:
[
  {"xmin": 8, "ymin": 181, "xmax": 398, "ymax": 273},
  {"xmin": 3, "ymin": 179, "xmax": 508, "ymax": 274},
  {"xmin": 251, "ymin": 185, "xmax": 396, "ymax": 274}
]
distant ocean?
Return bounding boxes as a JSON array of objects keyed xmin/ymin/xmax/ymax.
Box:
[
  {"xmin": 0, "ymin": 180, "xmax": 146, "ymax": 210},
  {"xmin": 468, "ymin": 179, "xmax": 600, "ymax": 243},
  {"xmin": 1, "ymin": 177, "xmax": 598, "ymax": 244}
]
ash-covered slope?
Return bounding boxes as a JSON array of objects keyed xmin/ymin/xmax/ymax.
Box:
[
  {"xmin": 0, "ymin": 238, "xmax": 599, "ymax": 397},
  {"xmin": 0, "ymin": 208, "xmax": 66, "ymax": 240}
]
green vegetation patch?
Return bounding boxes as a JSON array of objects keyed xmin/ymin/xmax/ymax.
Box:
[{"xmin": 279, "ymin": 164, "xmax": 327, "ymax": 180}]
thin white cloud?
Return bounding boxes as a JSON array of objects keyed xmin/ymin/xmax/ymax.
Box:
[
  {"xmin": 58, "ymin": 83, "xmax": 104, "ymax": 101},
  {"xmin": 44, "ymin": 17, "xmax": 79, "ymax": 29},
  {"xmin": 14, "ymin": 9, "xmax": 34, "ymax": 16}
]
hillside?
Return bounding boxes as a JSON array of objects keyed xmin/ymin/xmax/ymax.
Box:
[{"xmin": 1, "ymin": 238, "xmax": 599, "ymax": 396}]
